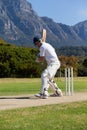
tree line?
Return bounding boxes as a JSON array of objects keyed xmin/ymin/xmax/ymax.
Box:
[
  {"xmin": 0, "ymin": 39, "xmax": 87, "ymax": 77},
  {"xmin": 56, "ymin": 46, "xmax": 87, "ymax": 56}
]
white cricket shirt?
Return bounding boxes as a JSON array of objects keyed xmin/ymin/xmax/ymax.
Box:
[{"xmin": 40, "ymin": 42, "xmax": 60, "ymax": 65}]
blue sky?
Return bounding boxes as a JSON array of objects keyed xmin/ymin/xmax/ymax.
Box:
[{"xmin": 27, "ymin": 0, "xmax": 87, "ymax": 26}]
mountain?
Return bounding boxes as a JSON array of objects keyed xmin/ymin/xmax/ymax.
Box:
[{"xmin": 0, "ymin": 0, "xmax": 87, "ymax": 48}]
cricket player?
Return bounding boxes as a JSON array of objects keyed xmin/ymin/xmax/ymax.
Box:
[{"xmin": 33, "ymin": 36, "xmax": 62, "ymax": 99}]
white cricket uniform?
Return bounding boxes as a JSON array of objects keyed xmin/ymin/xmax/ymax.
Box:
[{"xmin": 39, "ymin": 42, "xmax": 60, "ymax": 94}]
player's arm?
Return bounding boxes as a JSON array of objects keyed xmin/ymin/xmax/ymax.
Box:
[
  {"xmin": 35, "ymin": 54, "xmax": 44, "ymax": 63},
  {"xmin": 38, "ymin": 56, "xmax": 44, "ymax": 63}
]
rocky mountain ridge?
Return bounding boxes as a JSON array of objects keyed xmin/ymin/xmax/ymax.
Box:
[{"xmin": 0, "ymin": 0, "xmax": 87, "ymax": 48}]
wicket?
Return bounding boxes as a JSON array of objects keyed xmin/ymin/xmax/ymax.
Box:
[{"xmin": 65, "ymin": 67, "xmax": 74, "ymax": 96}]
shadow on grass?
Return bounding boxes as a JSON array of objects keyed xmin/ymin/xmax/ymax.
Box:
[{"xmin": 0, "ymin": 95, "xmax": 39, "ymax": 100}]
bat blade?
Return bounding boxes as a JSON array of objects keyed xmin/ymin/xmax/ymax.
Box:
[{"xmin": 42, "ymin": 29, "xmax": 46, "ymax": 42}]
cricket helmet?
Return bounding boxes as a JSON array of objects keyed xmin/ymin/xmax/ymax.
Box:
[{"xmin": 33, "ymin": 36, "xmax": 41, "ymax": 45}]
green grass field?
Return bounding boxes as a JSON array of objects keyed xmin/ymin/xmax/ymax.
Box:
[
  {"xmin": 0, "ymin": 101, "xmax": 87, "ymax": 130},
  {"xmin": 0, "ymin": 77, "xmax": 87, "ymax": 96},
  {"xmin": 0, "ymin": 77, "xmax": 87, "ymax": 130}
]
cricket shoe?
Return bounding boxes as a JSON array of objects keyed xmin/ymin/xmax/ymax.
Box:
[
  {"xmin": 35, "ymin": 93, "xmax": 48, "ymax": 99},
  {"xmin": 50, "ymin": 89, "xmax": 63, "ymax": 97}
]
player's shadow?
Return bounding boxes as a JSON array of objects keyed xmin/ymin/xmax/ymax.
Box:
[{"xmin": 0, "ymin": 96, "xmax": 39, "ymax": 100}]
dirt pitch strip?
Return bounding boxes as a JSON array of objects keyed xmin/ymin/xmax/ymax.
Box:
[{"xmin": 0, "ymin": 92, "xmax": 87, "ymax": 110}]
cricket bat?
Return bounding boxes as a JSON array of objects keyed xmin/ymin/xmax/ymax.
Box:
[{"xmin": 41, "ymin": 29, "xmax": 46, "ymax": 42}]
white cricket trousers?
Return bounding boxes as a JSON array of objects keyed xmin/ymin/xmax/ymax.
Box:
[{"xmin": 40, "ymin": 62, "xmax": 60, "ymax": 94}]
